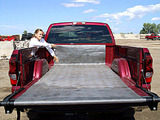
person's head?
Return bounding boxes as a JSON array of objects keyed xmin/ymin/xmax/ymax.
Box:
[{"xmin": 33, "ymin": 29, "xmax": 44, "ymax": 40}]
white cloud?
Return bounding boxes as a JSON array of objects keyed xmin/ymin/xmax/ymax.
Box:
[
  {"xmin": 151, "ymin": 17, "xmax": 160, "ymax": 21},
  {"xmin": 111, "ymin": 26, "xmax": 120, "ymax": 32},
  {"xmin": 83, "ymin": 9, "xmax": 97, "ymax": 14},
  {"xmin": 61, "ymin": 3, "xmax": 84, "ymax": 7},
  {"xmin": 73, "ymin": 0, "xmax": 100, "ymax": 4},
  {"xmin": 0, "ymin": 25, "xmax": 18, "ymax": 29},
  {"xmin": 96, "ymin": 4, "xmax": 160, "ymax": 24},
  {"xmin": 122, "ymin": 4, "xmax": 160, "ymax": 20},
  {"xmin": 115, "ymin": 21, "xmax": 122, "ymax": 25},
  {"xmin": 62, "ymin": 0, "xmax": 100, "ymax": 8},
  {"xmin": 105, "ymin": 19, "xmax": 110, "ymax": 22}
]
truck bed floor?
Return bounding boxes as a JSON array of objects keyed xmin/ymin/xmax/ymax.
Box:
[{"xmin": 14, "ymin": 64, "xmax": 146, "ymax": 106}]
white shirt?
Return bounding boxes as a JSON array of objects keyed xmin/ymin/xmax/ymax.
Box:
[{"xmin": 29, "ymin": 37, "xmax": 55, "ymax": 56}]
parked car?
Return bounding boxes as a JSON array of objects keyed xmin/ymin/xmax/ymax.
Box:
[{"xmin": 145, "ymin": 33, "xmax": 160, "ymax": 40}]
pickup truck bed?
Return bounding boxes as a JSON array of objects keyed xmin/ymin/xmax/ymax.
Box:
[
  {"xmin": 2, "ymin": 44, "xmax": 159, "ymax": 112},
  {"xmin": 14, "ymin": 64, "xmax": 146, "ymax": 106}
]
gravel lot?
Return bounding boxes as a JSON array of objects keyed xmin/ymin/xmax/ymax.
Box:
[{"xmin": 0, "ymin": 38, "xmax": 160, "ymax": 119}]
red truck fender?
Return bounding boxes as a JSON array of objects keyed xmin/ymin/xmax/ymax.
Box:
[
  {"xmin": 33, "ymin": 59, "xmax": 49, "ymax": 80},
  {"xmin": 111, "ymin": 58, "xmax": 131, "ymax": 78}
]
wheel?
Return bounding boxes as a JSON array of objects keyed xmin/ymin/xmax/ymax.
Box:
[
  {"xmin": 122, "ymin": 108, "xmax": 135, "ymax": 120},
  {"xmin": 27, "ymin": 111, "xmax": 66, "ymax": 120},
  {"xmin": 27, "ymin": 112, "xmax": 40, "ymax": 120}
]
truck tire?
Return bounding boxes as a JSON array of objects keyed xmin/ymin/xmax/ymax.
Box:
[
  {"xmin": 27, "ymin": 112, "xmax": 135, "ymax": 120},
  {"xmin": 122, "ymin": 108, "xmax": 135, "ymax": 120},
  {"xmin": 27, "ymin": 112, "xmax": 40, "ymax": 120},
  {"xmin": 27, "ymin": 112, "xmax": 66, "ymax": 120}
]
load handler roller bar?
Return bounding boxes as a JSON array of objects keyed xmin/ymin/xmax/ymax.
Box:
[{"xmin": 12, "ymin": 64, "xmax": 151, "ymax": 106}]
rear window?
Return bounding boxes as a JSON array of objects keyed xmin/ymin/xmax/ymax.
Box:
[{"xmin": 47, "ymin": 25, "xmax": 112, "ymax": 44}]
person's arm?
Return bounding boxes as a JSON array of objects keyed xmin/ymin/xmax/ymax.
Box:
[
  {"xmin": 45, "ymin": 46, "xmax": 59, "ymax": 63},
  {"xmin": 40, "ymin": 38, "xmax": 57, "ymax": 49},
  {"xmin": 30, "ymin": 38, "xmax": 52, "ymax": 48},
  {"xmin": 29, "ymin": 38, "xmax": 59, "ymax": 63},
  {"xmin": 53, "ymin": 56, "xmax": 59, "ymax": 63},
  {"xmin": 40, "ymin": 39, "xmax": 59, "ymax": 63}
]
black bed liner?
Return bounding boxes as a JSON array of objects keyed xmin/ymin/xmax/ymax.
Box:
[{"xmin": 14, "ymin": 64, "xmax": 147, "ymax": 106}]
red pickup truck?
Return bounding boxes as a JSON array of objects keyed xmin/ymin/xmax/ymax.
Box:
[
  {"xmin": 1, "ymin": 22, "xmax": 160, "ymax": 120},
  {"xmin": 145, "ymin": 33, "xmax": 160, "ymax": 40}
]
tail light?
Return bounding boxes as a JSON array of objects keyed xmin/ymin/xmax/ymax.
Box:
[
  {"xmin": 144, "ymin": 54, "xmax": 153, "ymax": 83},
  {"xmin": 73, "ymin": 22, "xmax": 85, "ymax": 25},
  {"xmin": 9, "ymin": 50, "xmax": 18, "ymax": 85},
  {"xmin": 142, "ymin": 48, "xmax": 153, "ymax": 85},
  {"xmin": 142, "ymin": 49, "xmax": 153, "ymax": 90},
  {"xmin": 145, "ymin": 67, "xmax": 153, "ymax": 79}
]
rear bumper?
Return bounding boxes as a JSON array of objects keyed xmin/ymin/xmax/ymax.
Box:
[{"xmin": 1, "ymin": 90, "xmax": 160, "ymax": 114}]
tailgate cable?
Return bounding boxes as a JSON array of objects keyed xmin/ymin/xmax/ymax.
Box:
[
  {"xmin": 14, "ymin": 71, "xmax": 21, "ymax": 93},
  {"xmin": 141, "ymin": 69, "xmax": 150, "ymax": 91},
  {"xmin": 14, "ymin": 71, "xmax": 23, "ymax": 120}
]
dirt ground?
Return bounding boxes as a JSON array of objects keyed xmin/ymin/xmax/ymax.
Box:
[{"xmin": 0, "ymin": 38, "xmax": 160, "ymax": 119}]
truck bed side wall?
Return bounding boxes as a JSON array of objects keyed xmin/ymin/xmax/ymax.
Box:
[
  {"xmin": 18, "ymin": 47, "xmax": 53, "ymax": 87},
  {"xmin": 114, "ymin": 45, "xmax": 143, "ymax": 85},
  {"xmin": 105, "ymin": 45, "xmax": 114, "ymax": 67}
]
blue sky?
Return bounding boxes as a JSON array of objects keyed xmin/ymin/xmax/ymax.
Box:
[{"xmin": 0, "ymin": 0, "xmax": 160, "ymax": 35}]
